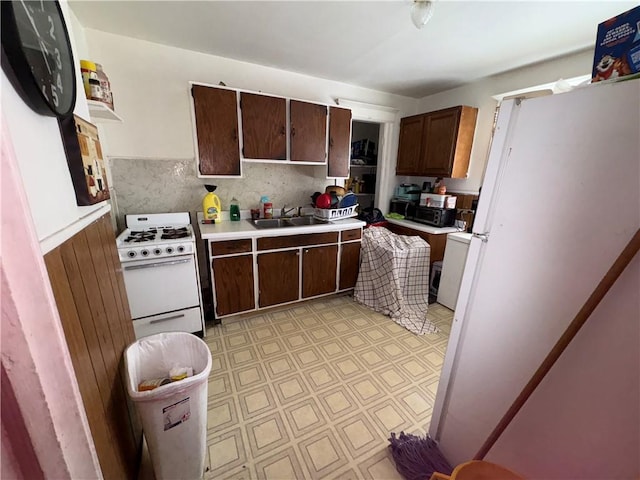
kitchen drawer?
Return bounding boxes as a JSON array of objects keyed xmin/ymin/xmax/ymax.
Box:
[
  {"xmin": 341, "ymin": 229, "xmax": 361, "ymax": 242},
  {"xmin": 132, "ymin": 307, "xmax": 202, "ymax": 339},
  {"xmin": 257, "ymin": 232, "xmax": 338, "ymax": 250},
  {"xmin": 210, "ymin": 239, "xmax": 252, "ymax": 256}
]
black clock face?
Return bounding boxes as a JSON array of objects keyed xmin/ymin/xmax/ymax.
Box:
[{"xmin": 2, "ymin": 0, "xmax": 76, "ymax": 117}]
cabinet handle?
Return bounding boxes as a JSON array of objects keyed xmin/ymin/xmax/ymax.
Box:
[
  {"xmin": 280, "ymin": 126, "xmax": 286, "ymax": 136},
  {"xmin": 150, "ymin": 313, "xmax": 185, "ymax": 324},
  {"xmin": 329, "ymin": 137, "xmax": 334, "ymax": 148},
  {"xmin": 304, "ymin": 249, "xmax": 309, "ymax": 254},
  {"xmin": 232, "ymin": 128, "xmax": 238, "ymax": 141},
  {"xmin": 124, "ymin": 258, "xmax": 191, "ymax": 270},
  {"xmin": 291, "ymin": 126, "xmax": 296, "ymax": 137}
]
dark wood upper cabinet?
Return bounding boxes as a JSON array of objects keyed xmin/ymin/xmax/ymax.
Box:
[
  {"xmin": 396, "ymin": 105, "xmax": 478, "ymax": 178},
  {"xmin": 192, "ymin": 85, "xmax": 240, "ymax": 176},
  {"xmin": 302, "ymin": 245, "xmax": 338, "ymax": 298},
  {"xmin": 192, "ymin": 85, "xmax": 351, "ymax": 172},
  {"xmin": 396, "ymin": 115, "xmax": 426, "ymax": 175},
  {"xmin": 328, "ymin": 106, "xmax": 352, "ymax": 178},
  {"xmin": 241, "ymin": 92, "xmax": 287, "ymax": 160},
  {"xmin": 290, "ymin": 100, "xmax": 327, "ymax": 163}
]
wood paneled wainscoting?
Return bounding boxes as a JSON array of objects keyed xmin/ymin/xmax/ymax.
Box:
[{"xmin": 44, "ymin": 213, "xmax": 141, "ymax": 479}]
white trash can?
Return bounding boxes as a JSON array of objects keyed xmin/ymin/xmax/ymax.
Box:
[{"xmin": 125, "ymin": 332, "xmax": 212, "ymax": 480}]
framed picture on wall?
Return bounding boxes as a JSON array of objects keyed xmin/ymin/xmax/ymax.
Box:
[{"xmin": 58, "ymin": 114, "xmax": 110, "ymax": 206}]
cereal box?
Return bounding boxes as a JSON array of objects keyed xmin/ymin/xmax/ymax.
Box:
[{"xmin": 592, "ymin": 5, "xmax": 640, "ymax": 82}]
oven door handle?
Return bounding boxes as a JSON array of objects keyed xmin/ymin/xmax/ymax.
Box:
[
  {"xmin": 149, "ymin": 313, "xmax": 185, "ymax": 324},
  {"xmin": 124, "ymin": 258, "xmax": 191, "ymax": 270}
]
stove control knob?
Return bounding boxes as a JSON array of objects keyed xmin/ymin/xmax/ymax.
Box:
[
  {"xmin": 141, "ymin": 249, "xmax": 149, "ymax": 257},
  {"xmin": 166, "ymin": 247, "xmax": 174, "ymax": 254},
  {"xmin": 177, "ymin": 246, "xmax": 185, "ymax": 253},
  {"xmin": 153, "ymin": 248, "xmax": 162, "ymax": 256},
  {"xmin": 128, "ymin": 251, "xmax": 136, "ymax": 258}
]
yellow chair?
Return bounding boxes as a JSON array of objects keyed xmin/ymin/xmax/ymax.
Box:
[{"xmin": 430, "ymin": 460, "xmax": 524, "ymax": 480}]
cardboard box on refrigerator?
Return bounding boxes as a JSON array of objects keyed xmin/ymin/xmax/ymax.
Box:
[{"xmin": 592, "ymin": 5, "xmax": 640, "ymax": 82}]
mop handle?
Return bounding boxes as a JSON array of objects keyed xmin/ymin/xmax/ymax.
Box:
[{"xmin": 474, "ymin": 228, "xmax": 640, "ymax": 461}]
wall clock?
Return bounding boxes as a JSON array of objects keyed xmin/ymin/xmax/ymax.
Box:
[{"xmin": 1, "ymin": 0, "xmax": 76, "ymax": 117}]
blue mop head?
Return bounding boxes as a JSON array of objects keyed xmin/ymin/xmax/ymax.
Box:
[{"xmin": 388, "ymin": 432, "xmax": 453, "ymax": 480}]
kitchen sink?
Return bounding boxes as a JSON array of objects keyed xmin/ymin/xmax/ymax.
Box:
[{"xmin": 248, "ymin": 216, "xmax": 327, "ymax": 229}]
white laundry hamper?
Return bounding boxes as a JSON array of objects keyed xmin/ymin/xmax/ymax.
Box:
[{"xmin": 125, "ymin": 332, "xmax": 212, "ymax": 480}]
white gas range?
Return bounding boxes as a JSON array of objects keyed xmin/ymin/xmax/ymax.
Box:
[{"xmin": 116, "ymin": 212, "xmax": 204, "ymax": 339}]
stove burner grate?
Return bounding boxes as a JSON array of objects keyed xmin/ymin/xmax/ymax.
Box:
[
  {"xmin": 161, "ymin": 227, "xmax": 190, "ymax": 240},
  {"xmin": 124, "ymin": 229, "xmax": 157, "ymax": 243}
]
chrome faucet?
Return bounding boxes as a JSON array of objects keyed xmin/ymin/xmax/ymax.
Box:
[{"xmin": 281, "ymin": 205, "xmax": 296, "ymax": 217}]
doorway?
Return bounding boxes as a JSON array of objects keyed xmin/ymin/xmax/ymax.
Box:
[{"xmin": 349, "ymin": 121, "xmax": 380, "ymax": 210}]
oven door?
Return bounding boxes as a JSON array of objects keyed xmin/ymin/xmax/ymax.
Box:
[{"xmin": 122, "ymin": 254, "xmax": 200, "ymax": 319}]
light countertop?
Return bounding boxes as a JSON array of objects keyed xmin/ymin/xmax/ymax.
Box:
[
  {"xmin": 198, "ymin": 216, "xmax": 365, "ymax": 241},
  {"xmin": 385, "ymin": 218, "xmax": 461, "ymax": 235}
]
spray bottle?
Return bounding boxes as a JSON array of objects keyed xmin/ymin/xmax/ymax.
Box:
[{"xmin": 203, "ymin": 184, "xmax": 221, "ymax": 222}]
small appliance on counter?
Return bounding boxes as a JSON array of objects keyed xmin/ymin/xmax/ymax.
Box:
[
  {"xmin": 389, "ymin": 198, "xmax": 417, "ymax": 218},
  {"xmin": 393, "ymin": 184, "xmax": 421, "ymax": 202},
  {"xmin": 413, "ymin": 206, "xmax": 457, "ymax": 227}
]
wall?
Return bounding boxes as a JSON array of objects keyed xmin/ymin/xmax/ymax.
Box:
[
  {"xmin": 108, "ymin": 158, "xmax": 328, "ymax": 230},
  {"xmin": 0, "ymin": 2, "xmax": 109, "ymax": 247},
  {"xmin": 2, "ymin": 113, "xmax": 102, "ymax": 477},
  {"xmin": 397, "ymin": 49, "xmax": 595, "ymax": 194},
  {"xmin": 81, "ymin": 29, "xmax": 417, "ymax": 220}
]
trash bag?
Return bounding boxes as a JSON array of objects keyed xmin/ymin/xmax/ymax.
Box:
[{"xmin": 357, "ymin": 207, "xmax": 385, "ymax": 225}]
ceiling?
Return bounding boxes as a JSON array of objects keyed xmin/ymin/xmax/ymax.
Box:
[{"xmin": 69, "ymin": 1, "xmax": 636, "ymax": 98}]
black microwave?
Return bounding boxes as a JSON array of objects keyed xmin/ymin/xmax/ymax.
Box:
[
  {"xmin": 412, "ymin": 206, "xmax": 457, "ymax": 227},
  {"xmin": 389, "ymin": 199, "xmax": 416, "ymax": 218}
]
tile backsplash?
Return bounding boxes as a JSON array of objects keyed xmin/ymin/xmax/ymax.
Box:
[{"xmin": 108, "ymin": 158, "xmax": 331, "ymax": 231}]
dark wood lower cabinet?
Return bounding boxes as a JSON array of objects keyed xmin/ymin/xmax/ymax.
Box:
[
  {"xmin": 44, "ymin": 213, "xmax": 140, "ymax": 480},
  {"xmin": 385, "ymin": 223, "xmax": 448, "ymax": 263},
  {"xmin": 339, "ymin": 242, "xmax": 361, "ymax": 290},
  {"xmin": 302, "ymin": 245, "xmax": 338, "ymax": 298},
  {"xmin": 210, "ymin": 231, "xmax": 362, "ymax": 316},
  {"xmin": 258, "ymin": 250, "xmax": 299, "ymax": 307},
  {"xmin": 212, "ymin": 255, "xmax": 255, "ymax": 316}
]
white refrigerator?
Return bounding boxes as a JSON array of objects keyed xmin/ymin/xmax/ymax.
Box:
[{"xmin": 429, "ymin": 78, "xmax": 639, "ymax": 478}]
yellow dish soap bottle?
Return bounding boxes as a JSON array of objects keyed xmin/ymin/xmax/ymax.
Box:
[{"xmin": 203, "ymin": 184, "xmax": 221, "ymax": 222}]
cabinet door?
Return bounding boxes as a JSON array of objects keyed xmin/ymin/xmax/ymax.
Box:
[
  {"xmin": 339, "ymin": 242, "xmax": 361, "ymax": 290},
  {"xmin": 420, "ymin": 107, "xmax": 461, "ymax": 177},
  {"xmin": 258, "ymin": 250, "xmax": 299, "ymax": 307},
  {"xmin": 212, "ymin": 255, "xmax": 255, "ymax": 316},
  {"xmin": 396, "ymin": 115, "xmax": 425, "ymax": 175},
  {"xmin": 192, "ymin": 85, "xmax": 240, "ymax": 176},
  {"xmin": 240, "ymin": 92, "xmax": 287, "ymax": 160},
  {"xmin": 302, "ymin": 245, "xmax": 338, "ymax": 298},
  {"xmin": 291, "ymin": 100, "xmax": 327, "ymax": 163},
  {"xmin": 327, "ymin": 107, "xmax": 352, "ymax": 178}
]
